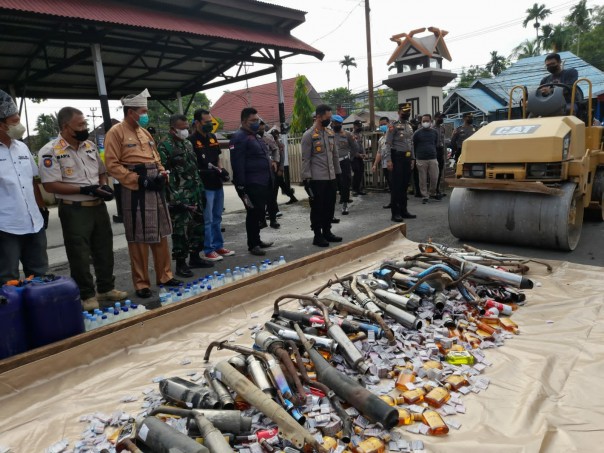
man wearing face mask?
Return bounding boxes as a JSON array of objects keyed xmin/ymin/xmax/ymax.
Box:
[
  {"xmin": 229, "ymin": 107, "xmax": 274, "ymax": 256},
  {"xmin": 0, "ymin": 90, "xmax": 49, "ymax": 285},
  {"xmin": 372, "ymin": 116, "xmax": 392, "ymax": 204},
  {"xmin": 432, "ymin": 112, "xmax": 447, "ymax": 197},
  {"xmin": 412, "ymin": 114, "xmax": 441, "ymax": 204},
  {"xmin": 351, "ymin": 120, "xmax": 366, "ymax": 196},
  {"xmin": 385, "ymin": 103, "xmax": 416, "ymax": 222},
  {"xmin": 539, "ymin": 53, "xmax": 578, "ymax": 113},
  {"xmin": 331, "ymin": 114, "xmax": 356, "ymax": 215},
  {"xmin": 258, "ymin": 120, "xmax": 281, "ymax": 229},
  {"xmin": 105, "ymin": 89, "xmax": 182, "ymax": 298},
  {"xmin": 158, "ymin": 114, "xmax": 213, "ymax": 278},
  {"xmin": 190, "ymin": 108, "xmax": 233, "ymax": 263},
  {"xmin": 450, "ymin": 112, "xmax": 476, "ymax": 163},
  {"xmin": 38, "ymin": 107, "xmax": 126, "ymax": 310},
  {"xmin": 301, "ymin": 104, "xmax": 342, "ymax": 247}
]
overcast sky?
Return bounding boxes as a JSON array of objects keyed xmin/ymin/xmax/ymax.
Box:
[{"xmin": 20, "ymin": 0, "xmax": 596, "ymax": 134}]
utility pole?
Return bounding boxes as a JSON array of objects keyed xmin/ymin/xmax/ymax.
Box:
[
  {"xmin": 364, "ymin": 0, "xmax": 375, "ymax": 132},
  {"xmin": 88, "ymin": 107, "xmax": 102, "ymax": 146}
]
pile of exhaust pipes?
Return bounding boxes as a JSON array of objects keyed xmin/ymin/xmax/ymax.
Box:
[{"xmin": 68, "ymin": 243, "xmax": 544, "ymax": 453}]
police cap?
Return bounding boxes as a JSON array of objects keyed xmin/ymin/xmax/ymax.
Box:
[{"xmin": 398, "ymin": 102, "xmax": 412, "ymax": 112}]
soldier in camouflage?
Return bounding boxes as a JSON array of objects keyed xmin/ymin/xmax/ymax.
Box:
[{"xmin": 158, "ymin": 114, "xmax": 213, "ymax": 278}]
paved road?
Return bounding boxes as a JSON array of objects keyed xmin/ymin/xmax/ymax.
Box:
[{"xmin": 45, "ymin": 185, "xmax": 604, "ymax": 307}]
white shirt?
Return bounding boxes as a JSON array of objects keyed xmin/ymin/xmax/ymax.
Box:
[{"xmin": 0, "ymin": 139, "xmax": 44, "ymax": 234}]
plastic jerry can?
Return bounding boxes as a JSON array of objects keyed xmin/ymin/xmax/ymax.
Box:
[
  {"xmin": 23, "ymin": 276, "xmax": 85, "ymax": 348},
  {"xmin": 0, "ymin": 285, "xmax": 28, "ymax": 359}
]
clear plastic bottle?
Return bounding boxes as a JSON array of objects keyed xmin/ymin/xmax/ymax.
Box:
[
  {"xmin": 191, "ymin": 281, "xmax": 199, "ymax": 295},
  {"xmin": 100, "ymin": 315, "xmax": 108, "ymax": 327},
  {"xmin": 233, "ymin": 267, "xmax": 242, "ymax": 281},
  {"xmin": 104, "ymin": 310, "xmax": 113, "ymax": 325},
  {"xmin": 124, "ymin": 299, "xmax": 132, "ymax": 311},
  {"xmin": 114, "ymin": 302, "xmax": 122, "ymax": 312},
  {"xmin": 113, "ymin": 308, "xmax": 121, "ymax": 322},
  {"xmin": 260, "ymin": 263, "xmax": 268, "ymax": 273},
  {"xmin": 176, "ymin": 292, "xmax": 183, "ymax": 303},
  {"xmin": 121, "ymin": 307, "xmax": 130, "ymax": 319},
  {"xmin": 89, "ymin": 315, "xmax": 99, "ymax": 330},
  {"xmin": 159, "ymin": 285, "xmax": 169, "ymax": 305},
  {"xmin": 251, "ymin": 264, "xmax": 259, "ymax": 275},
  {"xmin": 225, "ymin": 269, "xmax": 233, "ymax": 283},
  {"xmin": 206, "ymin": 285, "xmax": 212, "ymax": 292},
  {"xmin": 83, "ymin": 314, "xmax": 92, "ymax": 331},
  {"xmin": 243, "ymin": 267, "xmax": 251, "ymax": 278},
  {"xmin": 278, "ymin": 256, "xmax": 286, "ymax": 266},
  {"xmin": 183, "ymin": 288, "xmax": 192, "ymax": 300}
]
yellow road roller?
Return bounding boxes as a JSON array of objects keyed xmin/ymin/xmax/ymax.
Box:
[{"xmin": 448, "ymin": 79, "xmax": 604, "ymax": 251}]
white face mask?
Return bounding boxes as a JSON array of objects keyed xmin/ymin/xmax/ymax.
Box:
[
  {"xmin": 6, "ymin": 122, "xmax": 26, "ymax": 140},
  {"xmin": 175, "ymin": 128, "xmax": 189, "ymax": 140},
  {"xmin": 422, "ymin": 122, "xmax": 431, "ymax": 129}
]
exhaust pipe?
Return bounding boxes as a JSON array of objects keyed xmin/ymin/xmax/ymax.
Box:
[
  {"xmin": 159, "ymin": 377, "xmax": 220, "ymax": 409},
  {"xmin": 149, "ymin": 406, "xmax": 252, "ymax": 434},
  {"xmin": 136, "ymin": 416, "xmax": 209, "ymax": 453},
  {"xmin": 204, "ymin": 367, "xmax": 235, "ymax": 409}
]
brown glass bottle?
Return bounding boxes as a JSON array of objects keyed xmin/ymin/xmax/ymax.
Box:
[
  {"xmin": 424, "ymin": 386, "xmax": 451, "ymax": 408},
  {"xmin": 395, "ymin": 370, "xmax": 416, "ymax": 392},
  {"xmin": 444, "ymin": 374, "xmax": 469, "ymax": 390},
  {"xmin": 397, "ymin": 408, "xmax": 413, "ymax": 426},
  {"xmin": 421, "ymin": 410, "xmax": 449, "ymax": 436},
  {"xmin": 402, "ymin": 388, "xmax": 425, "ymax": 404}
]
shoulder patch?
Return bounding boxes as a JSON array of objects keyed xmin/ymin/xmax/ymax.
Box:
[{"xmin": 43, "ymin": 157, "xmax": 53, "ymax": 168}]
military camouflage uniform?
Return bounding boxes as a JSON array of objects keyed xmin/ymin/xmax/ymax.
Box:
[{"xmin": 158, "ymin": 136, "xmax": 205, "ymax": 260}]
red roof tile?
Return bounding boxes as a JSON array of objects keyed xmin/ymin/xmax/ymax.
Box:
[
  {"xmin": 211, "ymin": 77, "xmax": 322, "ymax": 131},
  {"xmin": 0, "ymin": 0, "xmax": 323, "ymax": 57}
]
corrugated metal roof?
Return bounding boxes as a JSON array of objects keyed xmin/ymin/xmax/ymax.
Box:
[
  {"xmin": 475, "ymin": 51, "xmax": 604, "ymax": 101},
  {"xmin": 445, "ymin": 88, "xmax": 505, "ymax": 114},
  {"xmin": 211, "ymin": 77, "xmax": 322, "ymax": 131},
  {"xmin": 0, "ymin": 0, "xmax": 323, "ymax": 57}
]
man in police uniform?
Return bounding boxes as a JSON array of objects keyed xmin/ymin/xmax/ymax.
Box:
[
  {"xmin": 301, "ymin": 104, "xmax": 342, "ymax": 247},
  {"xmin": 385, "ymin": 103, "xmax": 417, "ymax": 222},
  {"xmin": 39, "ymin": 107, "xmax": 127, "ymax": 310},
  {"xmin": 158, "ymin": 113, "xmax": 213, "ymax": 278},
  {"xmin": 450, "ymin": 112, "xmax": 476, "ymax": 162},
  {"xmin": 104, "ymin": 89, "xmax": 182, "ymax": 298},
  {"xmin": 259, "ymin": 120, "xmax": 280, "ymax": 229},
  {"xmin": 432, "ymin": 112, "xmax": 447, "ymax": 197},
  {"xmin": 0, "ymin": 90, "xmax": 49, "ymax": 285},
  {"xmin": 351, "ymin": 120, "xmax": 366, "ymax": 196},
  {"xmin": 331, "ymin": 114, "xmax": 356, "ymax": 215}
]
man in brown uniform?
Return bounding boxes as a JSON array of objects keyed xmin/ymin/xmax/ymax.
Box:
[{"xmin": 104, "ymin": 89, "xmax": 182, "ymax": 298}]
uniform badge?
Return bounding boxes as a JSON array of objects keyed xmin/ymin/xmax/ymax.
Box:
[
  {"xmin": 43, "ymin": 157, "xmax": 53, "ymax": 168},
  {"xmin": 65, "ymin": 168, "xmax": 74, "ymax": 176}
]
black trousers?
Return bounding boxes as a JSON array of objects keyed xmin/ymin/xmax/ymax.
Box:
[
  {"xmin": 412, "ymin": 163, "xmax": 421, "ymax": 195},
  {"xmin": 276, "ymin": 172, "xmax": 295, "ymax": 198},
  {"xmin": 309, "ymin": 180, "xmax": 337, "ymax": 234},
  {"xmin": 436, "ymin": 146, "xmax": 445, "ymax": 194},
  {"xmin": 336, "ymin": 158, "xmax": 352, "ymax": 202},
  {"xmin": 0, "ymin": 228, "xmax": 48, "ymax": 285},
  {"xmin": 59, "ymin": 202, "xmax": 116, "ymax": 300},
  {"xmin": 390, "ymin": 154, "xmax": 412, "ymax": 217},
  {"xmin": 245, "ymin": 183, "xmax": 269, "ymax": 250},
  {"xmin": 351, "ymin": 157, "xmax": 364, "ymax": 193},
  {"xmin": 266, "ymin": 176, "xmax": 279, "ymax": 222},
  {"xmin": 383, "ymin": 167, "xmax": 391, "ymax": 191}
]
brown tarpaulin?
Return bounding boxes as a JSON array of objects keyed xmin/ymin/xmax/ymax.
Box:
[{"xmin": 1, "ymin": 225, "xmax": 603, "ymax": 452}]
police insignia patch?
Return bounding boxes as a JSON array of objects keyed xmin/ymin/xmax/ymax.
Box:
[
  {"xmin": 65, "ymin": 168, "xmax": 74, "ymax": 176},
  {"xmin": 43, "ymin": 157, "xmax": 53, "ymax": 168}
]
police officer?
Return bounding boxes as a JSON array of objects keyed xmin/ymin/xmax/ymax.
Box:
[
  {"xmin": 331, "ymin": 114, "xmax": 356, "ymax": 215},
  {"xmin": 0, "ymin": 90, "xmax": 49, "ymax": 286},
  {"xmin": 38, "ymin": 107, "xmax": 127, "ymax": 310},
  {"xmin": 385, "ymin": 103, "xmax": 417, "ymax": 222},
  {"xmin": 258, "ymin": 120, "xmax": 280, "ymax": 229},
  {"xmin": 158, "ymin": 114, "xmax": 213, "ymax": 278},
  {"xmin": 451, "ymin": 112, "xmax": 476, "ymax": 162},
  {"xmin": 351, "ymin": 120, "xmax": 366, "ymax": 196},
  {"xmin": 432, "ymin": 112, "xmax": 447, "ymax": 197},
  {"xmin": 301, "ymin": 104, "xmax": 342, "ymax": 247}
]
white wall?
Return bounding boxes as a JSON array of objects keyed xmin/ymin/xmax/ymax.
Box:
[{"xmin": 397, "ymin": 87, "xmax": 443, "ymax": 117}]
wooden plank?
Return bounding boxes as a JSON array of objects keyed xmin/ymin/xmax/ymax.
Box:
[
  {"xmin": 0, "ymin": 224, "xmax": 406, "ymax": 374},
  {"xmin": 446, "ymin": 178, "xmax": 563, "ymax": 195}
]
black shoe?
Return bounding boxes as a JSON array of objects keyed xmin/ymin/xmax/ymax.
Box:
[
  {"xmin": 357, "ymin": 191, "xmax": 368, "ymax": 195},
  {"xmin": 331, "ymin": 218, "xmax": 340, "ymax": 224},
  {"xmin": 135, "ymin": 288, "xmax": 152, "ymax": 298},
  {"xmin": 175, "ymin": 259, "xmax": 193, "ymax": 278},
  {"xmin": 285, "ymin": 197, "xmax": 298, "ymax": 205},
  {"xmin": 276, "ymin": 212, "xmax": 283, "ymax": 218},
  {"xmin": 259, "ymin": 241, "xmax": 274, "ymax": 248},
  {"xmin": 221, "ymin": 227, "xmax": 226, "ymax": 232},
  {"xmin": 342, "ymin": 203, "xmax": 349, "ymax": 215},
  {"xmin": 383, "ymin": 204, "xmax": 391, "ymax": 209},
  {"xmin": 430, "ymin": 194, "xmax": 443, "ymax": 201},
  {"xmin": 163, "ymin": 278, "xmax": 184, "ymax": 287},
  {"xmin": 414, "ymin": 193, "xmax": 423, "ymax": 198},
  {"xmin": 402, "ymin": 212, "xmax": 417, "ymax": 219},
  {"xmin": 313, "ymin": 234, "xmax": 329, "ymax": 247},
  {"xmin": 437, "ymin": 192, "xmax": 447, "ymax": 198},
  {"xmin": 113, "ymin": 215, "xmax": 123, "ymax": 224},
  {"xmin": 391, "ymin": 216, "xmax": 404, "ymax": 223},
  {"xmin": 249, "ymin": 246, "xmax": 266, "ymax": 256},
  {"xmin": 270, "ymin": 221, "xmax": 281, "ymax": 229},
  {"xmin": 189, "ymin": 253, "xmax": 214, "ymax": 269},
  {"xmin": 422, "ymin": 198, "xmax": 429, "ymax": 204},
  {"xmin": 324, "ymin": 232, "xmax": 343, "ymax": 242},
  {"xmin": 352, "ymin": 192, "xmax": 359, "ymax": 197},
  {"xmin": 259, "ymin": 220, "xmax": 268, "ymax": 229}
]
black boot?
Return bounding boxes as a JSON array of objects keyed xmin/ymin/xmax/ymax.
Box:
[
  {"xmin": 189, "ymin": 252, "xmax": 214, "ymax": 269},
  {"xmin": 323, "ymin": 230, "xmax": 343, "ymax": 242},
  {"xmin": 342, "ymin": 202, "xmax": 349, "ymax": 215},
  {"xmin": 175, "ymin": 258, "xmax": 193, "ymax": 278},
  {"xmin": 313, "ymin": 230, "xmax": 329, "ymax": 247}
]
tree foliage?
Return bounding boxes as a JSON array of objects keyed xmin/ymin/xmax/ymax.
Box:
[
  {"xmin": 523, "ymin": 3, "xmax": 552, "ymax": 39},
  {"xmin": 373, "ymin": 89, "xmax": 398, "ymax": 111},
  {"xmin": 566, "ymin": 0, "xmax": 594, "ymax": 56},
  {"xmin": 578, "ymin": 5, "xmax": 604, "ymax": 68},
  {"xmin": 455, "ymin": 66, "xmax": 491, "ymax": 89},
  {"xmin": 290, "ymin": 75, "xmax": 315, "ymax": 135},
  {"xmin": 510, "ymin": 39, "xmax": 541, "ymax": 60},
  {"xmin": 339, "ymin": 55, "xmax": 357, "ymax": 90},
  {"xmin": 322, "ymin": 87, "xmax": 355, "ymax": 111},
  {"xmin": 30, "ymin": 112, "xmax": 59, "ymax": 151},
  {"xmin": 147, "ymin": 92, "xmax": 211, "ymax": 132},
  {"xmin": 485, "ymin": 51, "xmax": 509, "ymax": 76}
]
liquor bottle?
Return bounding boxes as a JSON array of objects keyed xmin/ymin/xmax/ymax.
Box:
[
  {"xmin": 397, "ymin": 408, "xmax": 413, "ymax": 426},
  {"xmin": 401, "ymin": 388, "xmax": 425, "ymax": 404},
  {"xmin": 356, "ymin": 437, "xmax": 385, "ymax": 453},
  {"xmin": 378, "ymin": 395, "xmax": 405, "ymax": 406},
  {"xmin": 424, "ymin": 386, "xmax": 451, "ymax": 408},
  {"xmin": 445, "ymin": 350, "xmax": 475, "ymax": 366},
  {"xmin": 444, "ymin": 374, "xmax": 469, "ymax": 391},
  {"xmin": 395, "ymin": 370, "xmax": 416, "ymax": 392},
  {"xmin": 499, "ymin": 317, "xmax": 519, "ymax": 334},
  {"xmin": 421, "ymin": 410, "xmax": 449, "ymax": 436}
]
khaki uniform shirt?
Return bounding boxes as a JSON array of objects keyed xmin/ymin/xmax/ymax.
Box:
[
  {"xmin": 334, "ymin": 130, "xmax": 358, "ymax": 160},
  {"xmin": 104, "ymin": 120, "xmax": 164, "ymax": 191},
  {"xmin": 385, "ymin": 120, "xmax": 415, "ymax": 161},
  {"xmin": 261, "ymin": 134, "xmax": 280, "ymax": 163},
  {"xmin": 38, "ymin": 135, "xmax": 106, "ymax": 201},
  {"xmin": 301, "ymin": 126, "xmax": 341, "ymax": 181}
]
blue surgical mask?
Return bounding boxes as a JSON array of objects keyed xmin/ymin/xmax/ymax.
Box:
[
  {"xmin": 250, "ymin": 121, "xmax": 260, "ymax": 132},
  {"xmin": 137, "ymin": 113, "xmax": 149, "ymax": 128},
  {"xmin": 379, "ymin": 125, "xmax": 388, "ymax": 133}
]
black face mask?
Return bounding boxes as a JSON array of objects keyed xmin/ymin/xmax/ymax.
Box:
[
  {"xmin": 257, "ymin": 130, "xmax": 265, "ymax": 137},
  {"xmin": 547, "ymin": 65, "xmax": 559, "ymax": 74},
  {"xmin": 73, "ymin": 129, "xmax": 89, "ymax": 142},
  {"xmin": 465, "ymin": 118, "xmax": 473, "ymax": 125},
  {"xmin": 400, "ymin": 114, "xmax": 410, "ymax": 121},
  {"xmin": 436, "ymin": 118, "xmax": 444, "ymax": 125},
  {"xmin": 332, "ymin": 125, "xmax": 342, "ymax": 132},
  {"xmin": 321, "ymin": 119, "xmax": 331, "ymax": 127},
  {"xmin": 201, "ymin": 122, "xmax": 213, "ymax": 133}
]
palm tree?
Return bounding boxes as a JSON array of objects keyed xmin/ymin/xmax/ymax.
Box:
[
  {"xmin": 566, "ymin": 0, "xmax": 593, "ymax": 56},
  {"xmin": 523, "ymin": 3, "xmax": 552, "ymax": 39},
  {"xmin": 339, "ymin": 55, "xmax": 357, "ymax": 90},
  {"xmin": 485, "ymin": 51, "xmax": 508, "ymax": 76},
  {"xmin": 539, "ymin": 23, "xmax": 572, "ymax": 52},
  {"xmin": 510, "ymin": 39, "xmax": 541, "ymax": 60}
]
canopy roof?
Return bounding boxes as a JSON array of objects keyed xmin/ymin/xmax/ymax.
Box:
[{"xmin": 0, "ymin": 0, "xmax": 323, "ymax": 100}]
